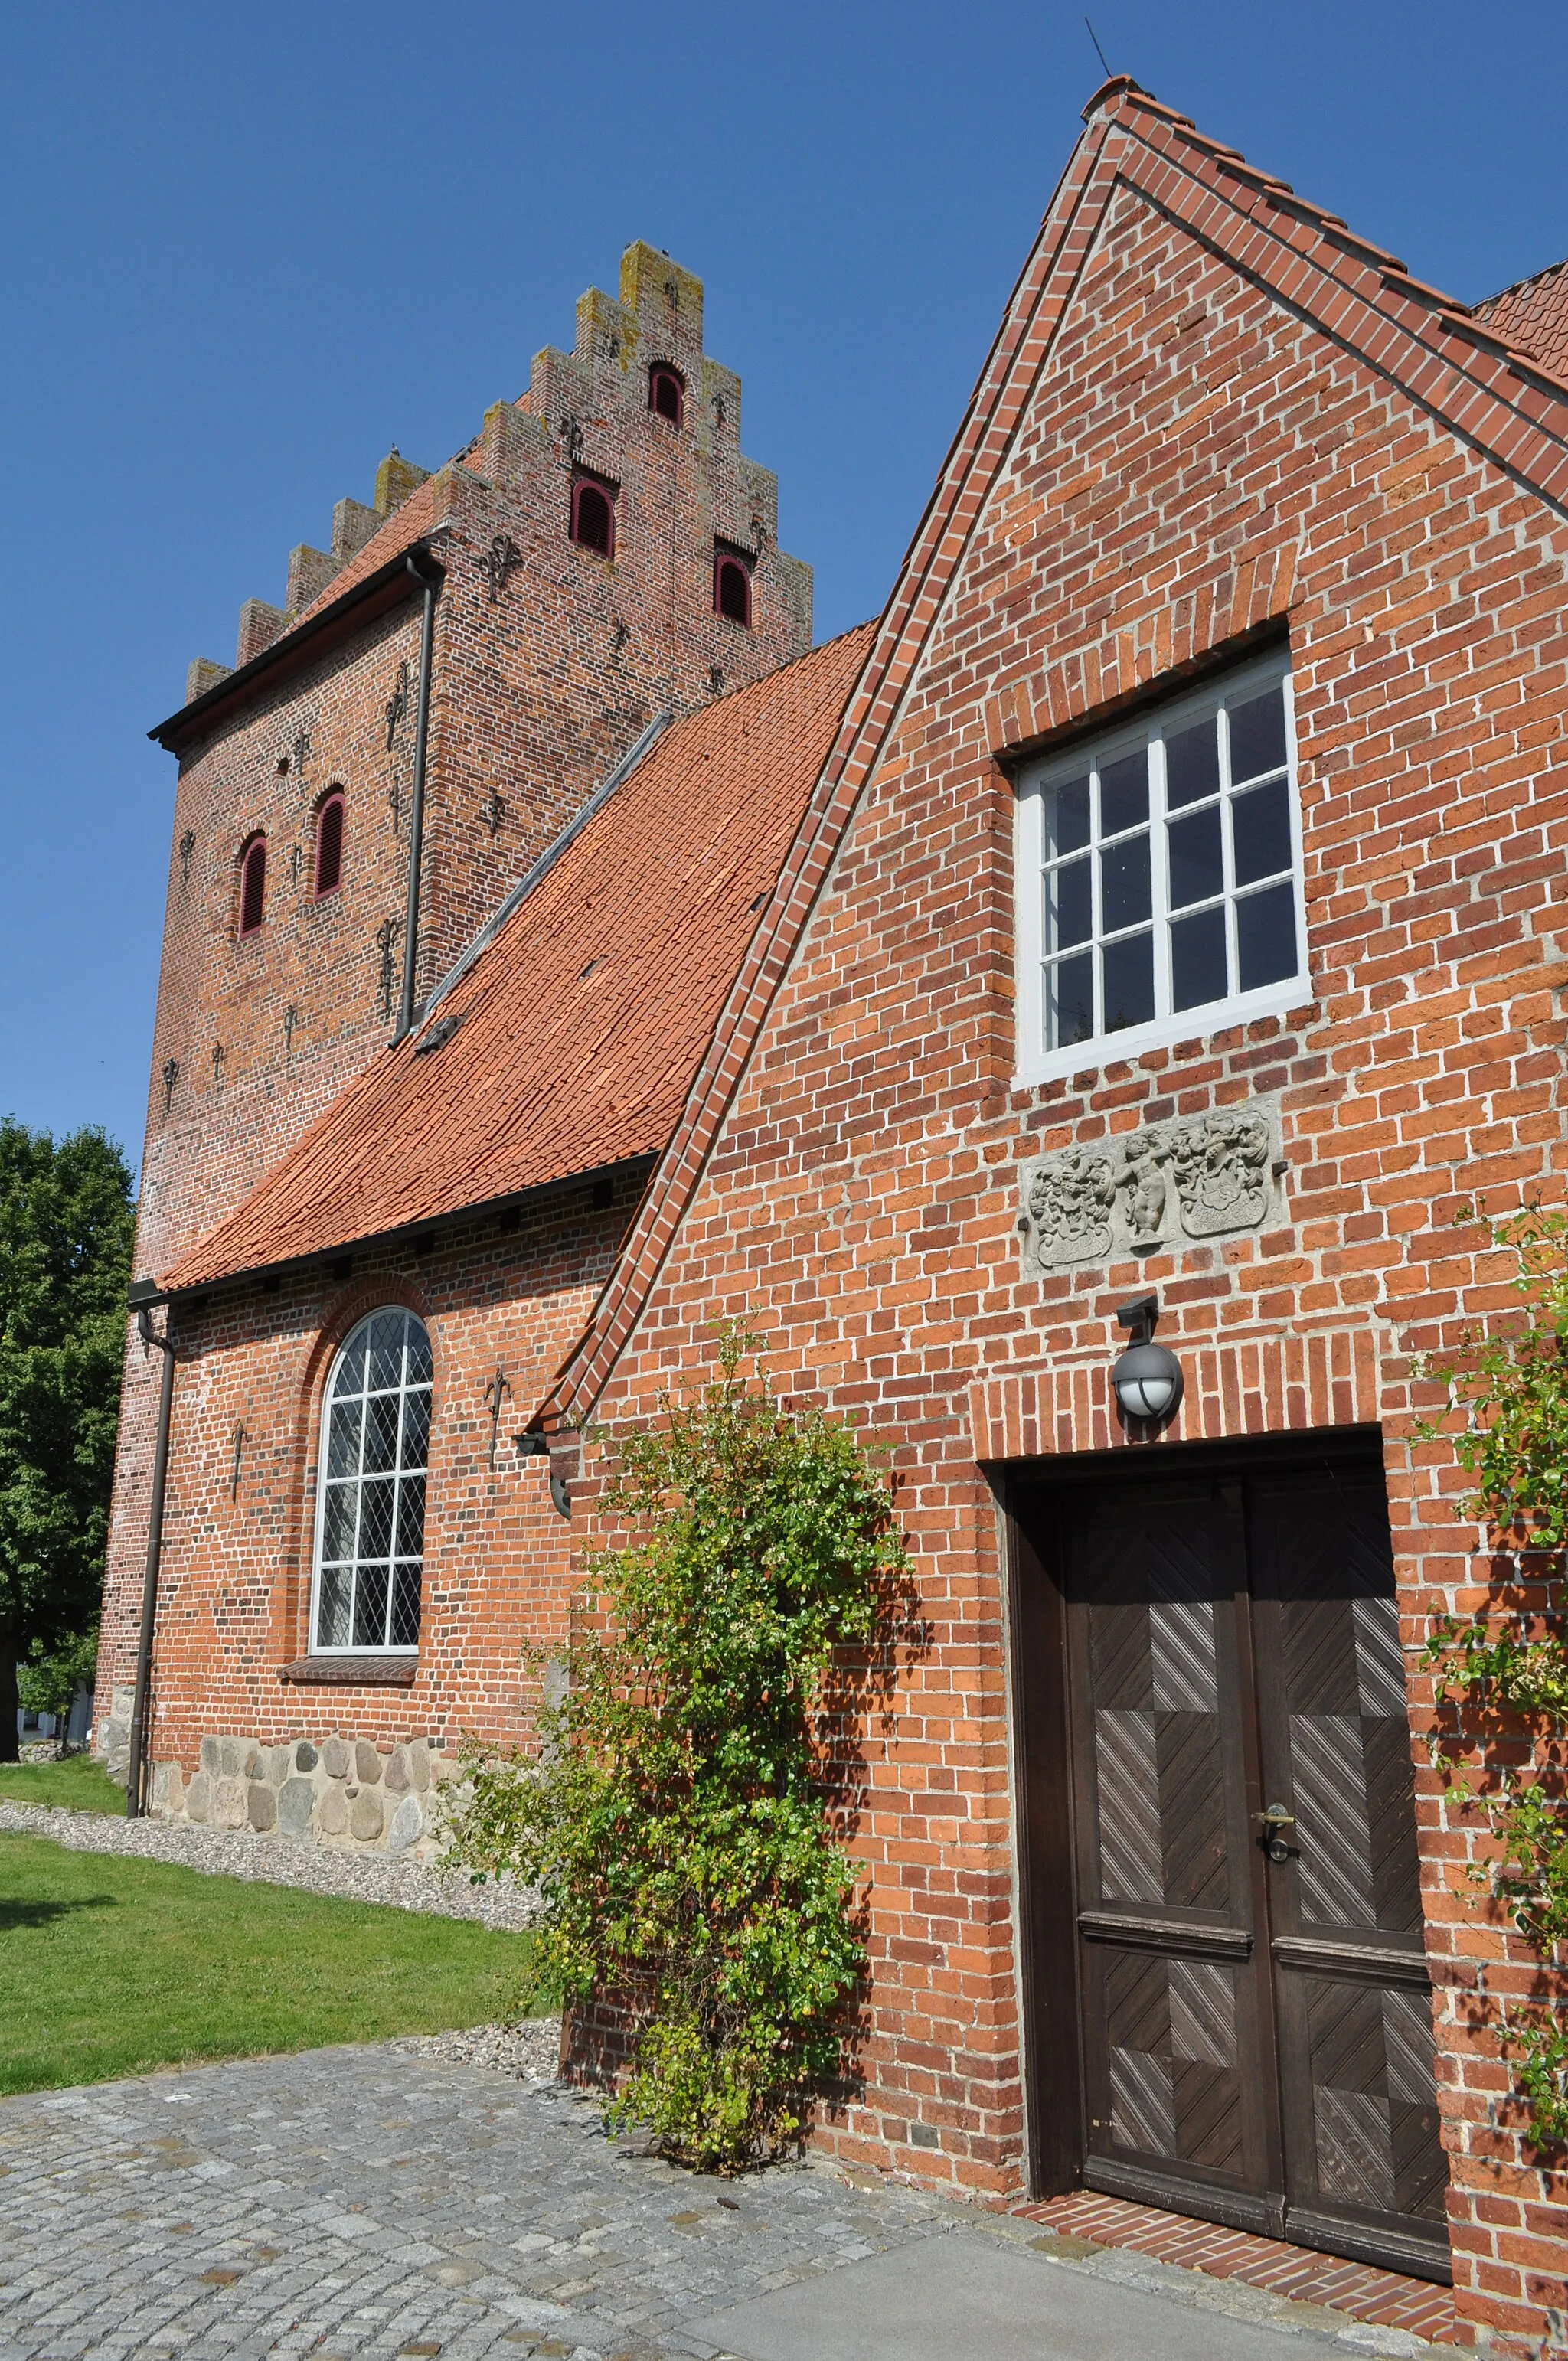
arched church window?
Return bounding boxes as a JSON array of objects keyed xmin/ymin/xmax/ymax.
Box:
[
  {"xmin": 648, "ymin": 364, "xmax": 684, "ymax": 426},
  {"xmin": 311, "ymin": 1308, "xmax": 432, "ymax": 1654},
  {"xmin": 714, "ymin": 549, "xmax": 752, "ymax": 627},
  {"xmin": 570, "ymin": 474, "xmax": 616, "ymax": 558},
  {"xmin": 238, "ymin": 834, "xmax": 267, "ymax": 936},
  {"xmin": 314, "ymin": 791, "xmax": 345, "ymax": 897}
]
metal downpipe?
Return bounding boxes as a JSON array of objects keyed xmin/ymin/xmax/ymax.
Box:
[
  {"xmin": 125, "ymin": 1305, "xmax": 176, "ymax": 1820},
  {"xmin": 395, "ymin": 555, "xmax": 439, "ymax": 1041}
]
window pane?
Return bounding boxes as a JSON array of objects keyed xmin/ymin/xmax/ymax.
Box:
[
  {"xmin": 1168, "ymin": 806, "xmax": 1223, "ymax": 910},
  {"xmin": 326, "ymin": 1398, "xmax": 362, "ymax": 1479},
  {"xmin": 1049, "ymin": 776, "xmax": 1091, "ymax": 858},
  {"xmin": 397, "ymin": 1475, "xmax": 426, "ymax": 1559},
  {"xmin": 315, "ymin": 1310, "xmax": 433, "ymax": 1660},
  {"xmin": 1046, "ymin": 853, "xmax": 1093, "ymax": 952},
  {"xmin": 1099, "ymin": 751, "xmax": 1148, "ymax": 837},
  {"xmin": 317, "ymin": 1566, "xmax": 352, "ymax": 1648},
  {"xmin": 1171, "ymin": 905, "xmax": 1229, "ymax": 1011},
  {"xmin": 1232, "ymin": 778, "xmax": 1292, "ymax": 887},
  {"xmin": 1229, "ymin": 686, "xmax": 1286, "ymax": 783},
  {"xmin": 1101, "ymin": 931, "xmax": 1155, "ymax": 1033},
  {"xmin": 401, "ymin": 1388, "xmax": 431, "ymax": 1471},
  {"xmin": 353, "ymin": 1565, "xmax": 390, "ymax": 1649},
  {"xmin": 1236, "ymin": 880, "xmax": 1299, "ymax": 991},
  {"xmin": 390, "ymin": 1565, "xmax": 422, "ymax": 1649},
  {"xmin": 364, "ymin": 1392, "xmax": 400, "ymax": 1474},
  {"xmin": 1047, "ymin": 952, "xmax": 1094, "ymax": 1049},
  {"xmin": 1100, "ymin": 833, "xmax": 1152, "ymax": 933},
  {"xmin": 367, "ymin": 1312, "xmax": 406, "ymax": 1392},
  {"xmin": 320, "ymin": 1481, "xmax": 358, "ymax": 1563},
  {"xmin": 1166, "ymin": 717, "xmax": 1220, "ymax": 810},
  {"xmin": 358, "ymin": 1477, "xmax": 396, "ymax": 1561}
]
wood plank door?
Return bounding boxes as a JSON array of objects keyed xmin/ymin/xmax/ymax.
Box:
[
  {"xmin": 1247, "ymin": 1465, "xmax": 1449, "ymax": 2278},
  {"xmin": 1031, "ymin": 1440, "xmax": 1449, "ymax": 2281},
  {"xmin": 1060, "ymin": 1474, "xmax": 1283, "ymax": 2236}
]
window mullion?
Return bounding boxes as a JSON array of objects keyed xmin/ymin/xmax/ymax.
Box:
[
  {"xmin": 1089, "ymin": 763, "xmax": 1102, "ymax": 1038},
  {"xmin": 1218, "ymin": 703, "xmax": 1239, "ymax": 996},
  {"xmin": 1151, "ymin": 733, "xmax": 1172, "ymax": 1020},
  {"xmin": 348, "ymin": 1372, "xmax": 371, "ymax": 1647}
]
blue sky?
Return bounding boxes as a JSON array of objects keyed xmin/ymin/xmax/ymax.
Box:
[{"xmin": 5, "ymin": 1, "xmax": 1566, "ymax": 1173}]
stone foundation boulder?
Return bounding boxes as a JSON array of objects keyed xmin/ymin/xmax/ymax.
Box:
[{"xmin": 146, "ymin": 1728, "xmax": 458, "ymax": 1860}]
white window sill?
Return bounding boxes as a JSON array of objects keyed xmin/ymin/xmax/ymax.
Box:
[{"xmin": 1012, "ymin": 975, "xmax": 1313, "ymax": 1093}]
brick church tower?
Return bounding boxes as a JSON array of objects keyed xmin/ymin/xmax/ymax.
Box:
[{"xmin": 97, "ymin": 243, "xmax": 812, "ymax": 1743}]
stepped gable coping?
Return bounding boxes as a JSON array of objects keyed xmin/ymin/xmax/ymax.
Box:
[
  {"xmin": 157, "ymin": 623, "xmax": 874, "ymax": 1298},
  {"xmin": 539, "ymin": 76, "xmax": 1568, "ymax": 1432},
  {"xmin": 289, "ymin": 471, "xmax": 452, "ymax": 628},
  {"xmin": 149, "ymin": 518, "xmax": 446, "ymax": 754}
]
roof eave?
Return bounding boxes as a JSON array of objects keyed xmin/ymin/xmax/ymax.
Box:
[
  {"xmin": 148, "ymin": 543, "xmax": 447, "ymax": 753},
  {"xmin": 157, "ymin": 1151, "xmax": 660, "ymax": 1302}
]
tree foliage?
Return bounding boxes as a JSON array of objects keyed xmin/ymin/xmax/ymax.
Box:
[
  {"xmin": 446, "ymin": 1323, "xmax": 918, "ymax": 2170},
  {"xmin": 0, "ymin": 1120, "xmax": 136, "ymax": 1761},
  {"xmin": 1417, "ymin": 1202, "xmax": 1568, "ymax": 2143}
]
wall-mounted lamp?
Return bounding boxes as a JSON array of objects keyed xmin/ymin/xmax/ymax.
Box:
[{"xmin": 1111, "ymin": 1293, "xmax": 1183, "ymax": 1426}]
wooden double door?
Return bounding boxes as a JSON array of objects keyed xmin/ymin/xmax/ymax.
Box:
[{"xmin": 1013, "ymin": 1435, "xmax": 1450, "ymax": 2281}]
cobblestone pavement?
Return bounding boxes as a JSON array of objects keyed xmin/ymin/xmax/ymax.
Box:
[{"xmin": 0, "ymin": 2046, "xmax": 1453, "ymax": 2361}]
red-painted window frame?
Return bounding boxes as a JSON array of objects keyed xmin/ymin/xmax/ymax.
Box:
[
  {"xmin": 238, "ymin": 833, "xmax": 267, "ymax": 936},
  {"xmin": 570, "ymin": 472, "xmax": 616, "ymax": 558},
  {"xmin": 648, "ymin": 364, "xmax": 684, "ymax": 426},
  {"xmin": 314, "ymin": 790, "xmax": 345, "ymax": 897},
  {"xmin": 714, "ymin": 547, "xmax": 753, "ymax": 628}
]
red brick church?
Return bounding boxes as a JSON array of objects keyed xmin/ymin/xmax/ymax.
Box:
[{"xmin": 100, "ymin": 80, "xmax": 1568, "ymax": 2355}]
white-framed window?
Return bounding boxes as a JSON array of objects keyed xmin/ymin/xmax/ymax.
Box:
[
  {"xmin": 310, "ymin": 1308, "xmax": 432, "ymax": 1654},
  {"xmin": 1014, "ymin": 651, "xmax": 1308, "ymax": 1085}
]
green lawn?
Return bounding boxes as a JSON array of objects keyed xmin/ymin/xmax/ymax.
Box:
[
  {"xmin": 0, "ymin": 1833, "xmax": 529, "ymax": 2095},
  {"xmin": 0, "ymin": 1752, "xmax": 126, "ymax": 1814}
]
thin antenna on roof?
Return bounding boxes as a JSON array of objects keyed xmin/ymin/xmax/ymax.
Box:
[{"xmin": 1084, "ymin": 14, "xmax": 1112, "ymax": 77}]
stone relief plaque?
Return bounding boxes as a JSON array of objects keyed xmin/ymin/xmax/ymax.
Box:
[{"xmin": 1017, "ymin": 1096, "xmax": 1285, "ymax": 1272}]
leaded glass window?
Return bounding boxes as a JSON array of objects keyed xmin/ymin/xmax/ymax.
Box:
[
  {"xmin": 1014, "ymin": 654, "xmax": 1306, "ymax": 1081},
  {"xmin": 311, "ymin": 1308, "xmax": 431, "ymax": 1654}
]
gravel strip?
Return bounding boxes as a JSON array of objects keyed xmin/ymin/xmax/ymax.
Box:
[
  {"xmin": 393, "ymin": 2015, "xmax": 564, "ymax": 2079},
  {"xmin": 0, "ymin": 1798, "xmax": 537, "ymax": 1928}
]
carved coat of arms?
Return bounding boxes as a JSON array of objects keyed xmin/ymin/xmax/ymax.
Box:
[{"xmin": 1018, "ymin": 1098, "xmax": 1282, "ymax": 1269}]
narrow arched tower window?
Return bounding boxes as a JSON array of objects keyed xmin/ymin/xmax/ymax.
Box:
[
  {"xmin": 238, "ymin": 834, "xmax": 267, "ymax": 936},
  {"xmin": 648, "ymin": 364, "xmax": 684, "ymax": 426},
  {"xmin": 570, "ymin": 475, "xmax": 616, "ymax": 558},
  {"xmin": 714, "ymin": 550, "xmax": 752, "ymax": 627},
  {"xmin": 315, "ymin": 791, "xmax": 345, "ymax": 897},
  {"xmin": 312, "ymin": 1307, "xmax": 432, "ymax": 1654}
]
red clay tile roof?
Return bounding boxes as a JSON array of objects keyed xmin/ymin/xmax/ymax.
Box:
[
  {"xmin": 161, "ymin": 623, "xmax": 874, "ymax": 1292},
  {"xmin": 1474, "ymin": 259, "xmax": 1568, "ymax": 382}
]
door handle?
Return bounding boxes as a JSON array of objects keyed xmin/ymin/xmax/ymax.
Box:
[{"xmin": 1256, "ymin": 1802, "xmax": 1295, "ymax": 1862}]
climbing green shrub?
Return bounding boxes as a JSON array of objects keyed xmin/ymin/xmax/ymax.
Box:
[
  {"xmin": 1418, "ymin": 1203, "xmax": 1568, "ymax": 2144},
  {"xmin": 446, "ymin": 1323, "xmax": 916, "ymax": 2170}
]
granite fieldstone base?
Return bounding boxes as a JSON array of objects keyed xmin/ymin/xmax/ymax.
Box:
[{"xmin": 143, "ymin": 1730, "xmax": 458, "ymax": 1862}]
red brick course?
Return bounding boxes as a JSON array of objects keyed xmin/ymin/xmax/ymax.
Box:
[
  {"xmin": 1021, "ymin": 2191, "xmax": 1462, "ymax": 2343},
  {"xmin": 556, "ymin": 81, "xmax": 1568, "ymax": 2356},
  {"xmin": 134, "ymin": 1170, "xmax": 642, "ymax": 1781}
]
